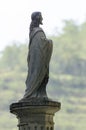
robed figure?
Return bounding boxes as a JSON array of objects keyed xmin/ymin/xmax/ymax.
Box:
[{"xmin": 24, "ymin": 12, "xmax": 53, "ymax": 99}]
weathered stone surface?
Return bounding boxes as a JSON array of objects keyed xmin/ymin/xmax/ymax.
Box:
[
  {"xmin": 10, "ymin": 12, "xmax": 61, "ymax": 130},
  {"xmin": 24, "ymin": 12, "xmax": 53, "ymax": 99},
  {"xmin": 10, "ymin": 98, "xmax": 61, "ymax": 130}
]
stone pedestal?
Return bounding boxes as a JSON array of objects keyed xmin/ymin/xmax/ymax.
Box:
[{"xmin": 10, "ymin": 98, "xmax": 61, "ymax": 130}]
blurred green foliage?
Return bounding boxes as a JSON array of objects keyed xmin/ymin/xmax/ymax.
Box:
[{"xmin": 0, "ymin": 20, "xmax": 86, "ymax": 130}]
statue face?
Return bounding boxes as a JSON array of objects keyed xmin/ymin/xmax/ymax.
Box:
[{"xmin": 39, "ymin": 13, "xmax": 43, "ymax": 25}]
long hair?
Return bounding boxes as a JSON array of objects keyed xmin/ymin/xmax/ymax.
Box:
[{"xmin": 30, "ymin": 20, "xmax": 39, "ymax": 32}]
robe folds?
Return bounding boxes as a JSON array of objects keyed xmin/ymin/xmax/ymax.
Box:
[{"xmin": 24, "ymin": 27, "xmax": 53, "ymax": 98}]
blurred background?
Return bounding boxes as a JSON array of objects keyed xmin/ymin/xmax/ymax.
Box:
[{"xmin": 0, "ymin": 0, "xmax": 86, "ymax": 130}]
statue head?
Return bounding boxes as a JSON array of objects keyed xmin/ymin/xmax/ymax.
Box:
[
  {"xmin": 31, "ymin": 11, "xmax": 43, "ymax": 25},
  {"xmin": 29, "ymin": 12, "xmax": 43, "ymax": 34}
]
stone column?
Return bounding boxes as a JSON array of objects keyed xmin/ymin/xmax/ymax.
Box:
[{"xmin": 10, "ymin": 98, "xmax": 61, "ymax": 130}]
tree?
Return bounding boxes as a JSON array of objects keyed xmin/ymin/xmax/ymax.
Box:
[{"xmin": 0, "ymin": 43, "xmax": 27, "ymax": 71}]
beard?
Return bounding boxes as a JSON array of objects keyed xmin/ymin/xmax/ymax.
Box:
[
  {"xmin": 40, "ymin": 22, "xmax": 43, "ymax": 25},
  {"xmin": 39, "ymin": 20, "xmax": 43, "ymax": 25}
]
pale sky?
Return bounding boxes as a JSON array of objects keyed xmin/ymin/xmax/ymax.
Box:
[{"xmin": 0, "ymin": 0, "xmax": 86, "ymax": 51}]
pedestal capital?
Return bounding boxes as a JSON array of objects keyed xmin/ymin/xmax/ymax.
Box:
[{"xmin": 10, "ymin": 98, "xmax": 61, "ymax": 130}]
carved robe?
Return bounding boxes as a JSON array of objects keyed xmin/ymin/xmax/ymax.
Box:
[{"xmin": 24, "ymin": 27, "xmax": 53, "ymax": 98}]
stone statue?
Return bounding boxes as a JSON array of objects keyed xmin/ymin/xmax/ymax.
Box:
[
  {"xmin": 24, "ymin": 12, "xmax": 53, "ymax": 99},
  {"xmin": 10, "ymin": 12, "xmax": 61, "ymax": 130}
]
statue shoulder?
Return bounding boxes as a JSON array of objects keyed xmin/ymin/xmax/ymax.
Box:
[
  {"xmin": 29, "ymin": 27, "xmax": 45, "ymax": 43},
  {"xmin": 33, "ymin": 27, "xmax": 45, "ymax": 36}
]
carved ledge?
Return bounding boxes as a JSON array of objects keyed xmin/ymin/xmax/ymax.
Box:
[{"xmin": 10, "ymin": 97, "xmax": 61, "ymax": 115}]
